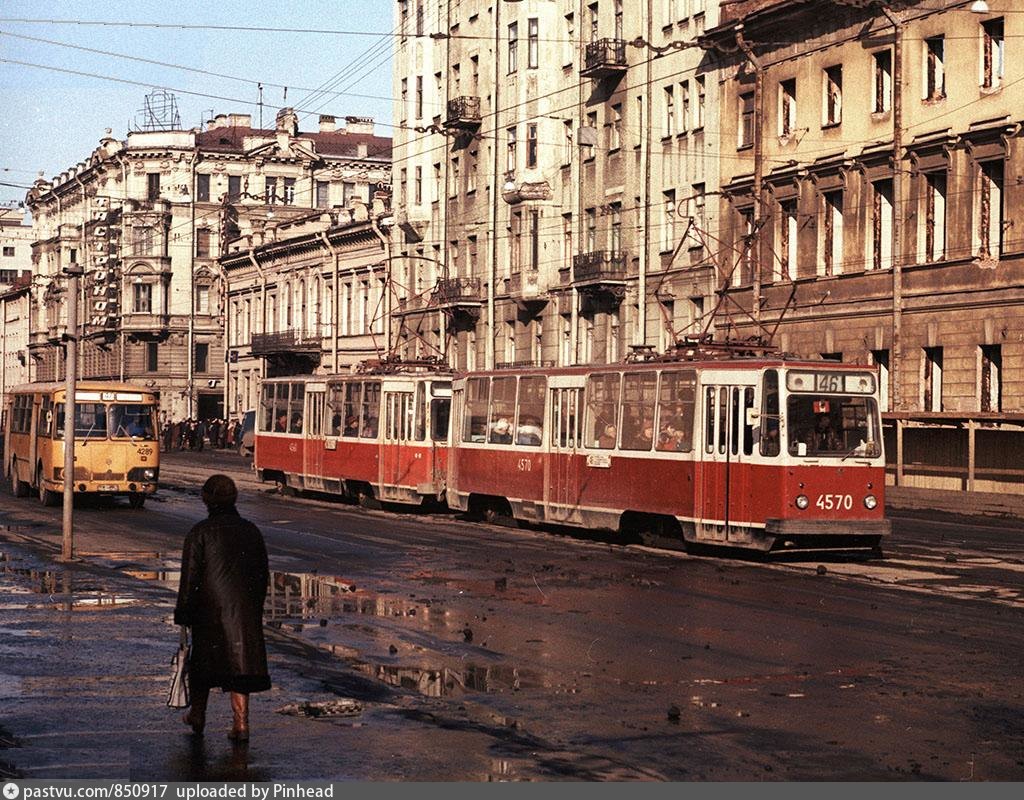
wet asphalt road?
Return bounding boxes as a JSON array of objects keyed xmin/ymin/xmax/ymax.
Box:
[{"xmin": 2, "ymin": 449, "xmax": 1024, "ymax": 781}]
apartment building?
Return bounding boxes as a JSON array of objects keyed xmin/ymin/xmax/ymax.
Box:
[
  {"xmin": 0, "ymin": 207, "xmax": 33, "ymax": 290},
  {"xmin": 25, "ymin": 109, "xmax": 390, "ymax": 419},
  {"xmin": 704, "ymin": 0, "xmax": 1024, "ymax": 492},
  {"xmin": 390, "ymin": 0, "xmax": 720, "ymax": 370},
  {"xmin": 220, "ymin": 200, "xmax": 391, "ymax": 418}
]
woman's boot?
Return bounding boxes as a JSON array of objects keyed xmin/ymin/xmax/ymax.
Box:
[
  {"xmin": 183, "ymin": 687, "xmax": 209, "ymax": 734},
  {"xmin": 228, "ymin": 692, "xmax": 250, "ymax": 741}
]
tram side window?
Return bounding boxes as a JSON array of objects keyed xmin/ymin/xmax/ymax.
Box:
[
  {"xmin": 340, "ymin": 383, "xmax": 362, "ymax": 437},
  {"xmin": 704, "ymin": 388, "xmax": 715, "ymax": 454},
  {"xmin": 260, "ymin": 384, "xmax": 275, "ymax": 432},
  {"xmin": 718, "ymin": 387, "xmax": 728, "ymax": 454},
  {"xmin": 431, "ymin": 398, "xmax": 451, "ymax": 441},
  {"xmin": 327, "ymin": 383, "xmax": 344, "ymax": 436},
  {"xmin": 464, "ymin": 377, "xmax": 489, "ymax": 442},
  {"xmin": 760, "ymin": 369, "xmax": 780, "ymax": 457},
  {"xmin": 489, "ymin": 376, "xmax": 517, "ymax": 444},
  {"xmin": 585, "ymin": 373, "xmax": 621, "ymax": 449},
  {"xmin": 288, "ymin": 384, "xmax": 305, "ymax": 433},
  {"xmin": 274, "ymin": 384, "xmax": 290, "ymax": 431},
  {"xmin": 743, "ymin": 387, "xmax": 755, "ymax": 456},
  {"xmin": 657, "ymin": 370, "xmax": 696, "ymax": 452},
  {"xmin": 414, "ymin": 382, "xmax": 427, "ymax": 441},
  {"xmin": 515, "ymin": 376, "xmax": 545, "ymax": 446},
  {"xmin": 621, "ymin": 372, "xmax": 657, "ymax": 451},
  {"xmin": 361, "ymin": 382, "xmax": 380, "ymax": 437}
]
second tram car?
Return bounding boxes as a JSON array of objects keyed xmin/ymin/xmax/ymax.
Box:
[
  {"xmin": 254, "ymin": 363, "xmax": 453, "ymax": 505},
  {"xmin": 447, "ymin": 353, "xmax": 890, "ymax": 553}
]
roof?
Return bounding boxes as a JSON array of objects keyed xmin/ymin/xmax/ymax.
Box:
[
  {"xmin": 7, "ymin": 381, "xmax": 158, "ymax": 396},
  {"xmin": 195, "ymin": 126, "xmax": 392, "ymax": 160}
]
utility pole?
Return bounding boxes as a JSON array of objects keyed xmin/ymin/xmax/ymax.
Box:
[{"xmin": 60, "ymin": 262, "xmax": 83, "ymax": 562}]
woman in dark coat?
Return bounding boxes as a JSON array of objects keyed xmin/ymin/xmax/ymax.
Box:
[{"xmin": 174, "ymin": 474, "xmax": 270, "ymax": 740}]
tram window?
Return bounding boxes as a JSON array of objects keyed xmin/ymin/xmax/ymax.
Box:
[
  {"xmin": 274, "ymin": 384, "xmax": 290, "ymax": 431},
  {"xmin": 657, "ymin": 370, "xmax": 696, "ymax": 453},
  {"xmin": 360, "ymin": 382, "xmax": 380, "ymax": 438},
  {"xmin": 260, "ymin": 384, "xmax": 275, "ymax": 432},
  {"xmin": 760, "ymin": 369, "xmax": 781, "ymax": 457},
  {"xmin": 515, "ymin": 376, "xmax": 546, "ymax": 446},
  {"xmin": 431, "ymin": 398, "xmax": 450, "ymax": 441},
  {"xmin": 730, "ymin": 388, "xmax": 741, "ymax": 456},
  {"xmin": 489, "ymin": 376, "xmax": 517, "ymax": 444},
  {"xmin": 621, "ymin": 372, "xmax": 657, "ymax": 451},
  {"xmin": 414, "ymin": 382, "xmax": 427, "ymax": 441},
  {"xmin": 327, "ymin": 383, "xmax": 344, "ymax": 436},
  {"xmin": 787, "ymin": 395, "xmax": 881, "ymax": 458},
  {"xmin": 718, "ymin": 387, "xmax": 728, "ymax": 454},
  {"xmin": 585, "ymin": 373, "xmax": 621, "ymax": 449},
  {"xmin": 743, "ymin": 387, "xmax": 755, "ymax": 455},
  {"xmin": 464, "ymin": 378, "xmax": 489, "ymax": 442},
  {"xmin": 289, "ymin": 384, "xmax": 305, "ymax": 433},
  {"xmin": 704, "ymin": 388, "xmax": 715, "ymax": 454},
  {"xmin": 339, "ymin": 382, "xmax": 361, "ymax": 437}
]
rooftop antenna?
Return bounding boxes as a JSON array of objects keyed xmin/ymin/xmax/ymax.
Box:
[
  {"xmin": 258, "ymin": 83, "xmax": 264, "ymax": 129},
  {"xmin": 133, "ymin": 88, "xmax": 182, "ymax": 132}
]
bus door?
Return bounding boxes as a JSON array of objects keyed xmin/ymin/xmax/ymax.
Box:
[
  {"xmin": 303, "ymin": 383, "xmax": 327, "ymax": 491},
  {"xmin": 380, "ymin": 381, "xmax": 415, "ymax": 495},
  {"xmin": 695, "ymin": 382, "xmax": 757, "ymax": 542},
  {"xmin": 546, "ymin": 384, "xmax": 582, "ymax": 524}
]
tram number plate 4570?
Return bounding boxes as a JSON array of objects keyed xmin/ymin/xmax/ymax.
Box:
[{"xmin": 815, "ymin": 493, "xmax": 853, "ymax": 511}]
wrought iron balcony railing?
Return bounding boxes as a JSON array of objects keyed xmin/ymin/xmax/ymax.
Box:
[
  {"xmin": 444, "ymin": 96, "xmax": 482, "ymax": 129},
  {"xmin": 432, "ymin": 277, "xmax": 483, "ymax": 305},
  {"xmin": 581, "ymin": 38, "xmax": 628, "ymax": 79},
  {"xmin": 250, "ymin": 329, "xmax": 322, "ymax": 355},
  {"xmin": 572, "ymin": 250, "xmax": 627, "ymax": 283}
]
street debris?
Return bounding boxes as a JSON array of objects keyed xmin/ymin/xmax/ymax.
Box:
[{"xmin": 275, "ymin": 699, "xmax": 363, "ymax": 718}]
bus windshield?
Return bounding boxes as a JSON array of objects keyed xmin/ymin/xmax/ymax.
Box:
[
  {"xmin": 109, "ymin": 404, "xmax": 157, "ymax": 440},
  {"xmin": 787, "ymin": 395, "xmax": 881, "ymax": 458},
  {"xmin": 56, "ymin": 403, "xmax": 110, "ymax": 439}
]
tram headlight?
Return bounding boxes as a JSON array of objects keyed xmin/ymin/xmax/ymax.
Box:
[
  {"xmin": 863, "ymin": 494, "xmax": 878, "ymax": 510},
  {"xmin": 795, "ymin": 494, "xmax": 809, "ymax": 510}
]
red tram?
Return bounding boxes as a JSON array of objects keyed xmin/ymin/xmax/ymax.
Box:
[
  {"xmin": 447, "ymin": 351, "xmax": 890, "ymax": 553},
  {"xmin": 254, "ymin": 362, "xmax": 452, "ymax": 504}
]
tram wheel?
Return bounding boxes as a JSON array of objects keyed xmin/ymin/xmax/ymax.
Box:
[
  {"xmin": 128, "ymin": 493, "xmax": 146, "ymax": 509},
  {"xmin": 276, "ymin": 480, "xmax": 297, "ymax": 497}
]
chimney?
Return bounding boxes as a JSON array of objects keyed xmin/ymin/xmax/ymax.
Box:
[
  {"xmin": 275, "ymin": 107, "xmax": 299, "ymax": 137},
  {"xmin": 345, "ymin": 116, "xmax": 375, "ymax": 135},
  {"xmin": 209, "ymin": 114, "xmax": 229, "ymax": 130},
  {"xmin": 227, "ymin": 113, "xmax": 252, "ymax": 128},
  {"xmin": 319, "ymin": 115, "xmax": 337, "ymax": 133}
]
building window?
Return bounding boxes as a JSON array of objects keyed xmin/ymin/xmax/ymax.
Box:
[
  {"xmin": 661, "ymin": 190, "xmax": 676, "ymax": 252},
  {"xmin": 663, "ymin": 85, "xmax": 675, "ymax": 137},
  {"xmin": 132, "ymin": 226, "xmax": 154, "ymax": 257},
  {"xmin": 680, "ymin": 80, "xmax": 690, "ymax": 133},
  {"xmin": 977, "ymin": 160, "xmax": 1003, "ymax": 259},
  {"xmin": 695, "ymin": 75, "xmax": 705, "ymax": 129},
  {"xmin": 779, "ymin": 78, "xmax": 796, "ymax": 137},
  {"xmin": 196, "ymin": 228, "xmax": 212, "ymax": 258},
  {"xmin": 415, "ymin": 0, "xmax": 424, "ymax": 35},
  {"xmin": 506, "ymin": 126, "xmax": 517, "ymax": 172},
  {"xmin": 921, "ymin": 171, "xmax": 946, "ymax": 263},
  {"xmin": 609, "ymin": 103, "xmax": 622, "ymax": 151},
  {"xmin": 688, "ymin": 184, "xmax": 706, "ymax": 250},
  {"xmin": 432, "ymin": 163, "xmax": 441, "ymax": 202},
  {"xmin": 508, "ymin": 21, "xmax": 518, "ymax": 74},
  {"xmin": 415, "ymin": 75, "xmax": 423, "ymax": 119},
  {"xmin": 265, "ymin": 176, "xmax": 278, "ymax": 205},
  {"xmin": 196, "ymin": 286, "xmax": 210, "ymax": 315},
  {"xmin": 738, "ymin": 92, "xmax": 754, "ymax": 148},
  {"xmin": 873, "ymin": 50, "xmax": 892, "ymax": 113},
  {"xmin": 510, "ymin": 211, "xmax": 522, "ymax": 273},
  {"xmin": 585, "ymin": 208, "xmax": 597, "ymax": 252},
  {"xmin": 147, "ymin": 172, "xmax": 161, "ymax": 201},
  {"xmin": 778, "ymin": 199, "xmax": 798, "ymax": 281},
  {"xmin": 450, "ymin": 157, "xmax": 459, "ymax": 195},
  {"xmin": 585, "ymin": 111, "xmax": 598, "ymax": 160},
  {"xmin": 740, "ymin": 208, "xmax": 755, "ymax": 285},
  {"xmin": 923, "ymin": 36, "xmax": 946, "ymax": 101},
  {"xmin": 133, "ymin": 282, "xmax": 153, "ymax": 314},
  {"xmin": 400, "ymin": 78, "xmax": 408, "ymax": 123},
  {"xmin": 227, "ymin": 175, "xmax": 241, "ymax": 201},
  {"xmin": 414, "ymin": 166, "xmax": 423, "ymax": 204},
  {"xmin": 980, "ymin": 344, "xmax": 1002, "ymax": 412},
  {"xmin": 195, "ymin": 343, "xmax": 209, "ymax": 374},
  {"xmin": 316, "ymin": 180, "xmax": 330, "ymax": 209},
  {"xmin": 562, "ymin": 120, "xmax": 573, "ymax": 165},
  {"xmin": 283, "ymin": 178, "xmax": 296, "ymax": 205},
  {"xmin": 197, "ymin": 174, "xmax": 210, "ymax": 202},
  {"xmin": 467, "ymin": 152, "xmax": 477, "ymax": 193},
  {"xmin": 564, "ymin": 13, "xmax": 575, "ymax": 66},
  {"xmin": 530, "ymin": 210, "xmax": 540, "ymax": 271},
  {"xmin": 2, "ymin": 246, "xmax": 14, "ymax": 258},
  {"xmin": 823, "ymin": 65, "xmax": 842, "ymax": 127},
  {"xmin": 146, "ymin": 342, "xmax": 158, "ymax": 373},
  {"xmin": 871, "ymin": 350, "xmax": 890, "ymax": 412},
  {"xmin": 870, "ymin": 179, "xmax": 894, "ymax": 270},
  {"xmin": 923, "ymin": 346, "xmax": 943, "ymax": 412},
  {"xmin": 821, "ymin": 189, "xmax": 843, "ymax": 276},
  {"xmin": 614, "ymin": 0, "xmax": 623, "ymax": 40},
  {"xmin": 981, "ymin": 18, "xmax": 1004, "ymax": 90},
  {"xmin": 562, "ymin": 212, "xmax": 573, "ymax": 268},
  {"xmin": 588, "ymin": 2, "xmax": 599, "ymax": 42},
  {"xmin": 526, "ymin": 123, "xmax": 538, "ymax": 168},
  {"xmin": 528, "ymin": 18, "xmax": 539, "ymax": 69},
  {"xmin": 609, "ymin": 202, "xmax": 622, "ymax": 252}
]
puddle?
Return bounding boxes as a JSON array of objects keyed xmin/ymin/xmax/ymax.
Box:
[
  {"xmin": 0, "ymin": 552, "xmax": 142, "ymax": 609},
  {"xmin": 352, "ymin": 661, "xmax": 545, "ymax": 697}
]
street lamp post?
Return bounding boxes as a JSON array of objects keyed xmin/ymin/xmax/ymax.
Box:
[{"xmin": 60, "ymin": 262, "xmax": 83, "ymax": 562}]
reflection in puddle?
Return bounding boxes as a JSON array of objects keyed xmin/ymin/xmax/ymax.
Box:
[
  {"xmin": 355, "ymin": 662, "xmax": 543, "ymax": 697},
  {"xmin": 0, "ymin": 552, "xmax": 141, "ymax": 610}
]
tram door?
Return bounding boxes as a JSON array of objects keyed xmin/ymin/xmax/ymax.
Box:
[
  {"xmin": 303, "ymin": 383, "xmax": 327, "ymax": 491},
  {"xmin": 381, "ymin": 382, "xmax": 415, "ymax": 496},
  {"xmin": 695, "ymin": 382, "xmax": 757, "ymax": 542},
  {"xmin": 547, "ymin": 385, "xmax": 582, "ymax": 523}
]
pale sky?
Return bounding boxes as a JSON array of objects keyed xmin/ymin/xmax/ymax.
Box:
[{"xmin": 0, "ymin": 1, "xmax": 396, "ymax": 207}]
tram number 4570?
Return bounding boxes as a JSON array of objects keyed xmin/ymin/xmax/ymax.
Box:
[{"xmin": 816, "ymin": 494, "xmax": 853, "ymax": 510}]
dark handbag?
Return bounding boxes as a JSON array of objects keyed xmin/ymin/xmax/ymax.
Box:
[{"xmin": 167, "ymin": 627, "xmax": 190, "ymax": 709}]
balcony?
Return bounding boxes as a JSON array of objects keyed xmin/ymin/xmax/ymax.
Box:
[
  {"xmin": 444, "ymin": 96, "xmax": 482, "ymax": 130},
  {"xmin": 250, "ymin": 329, "xmax": 322, "ymax": 356},
  {"xmin": 572, "ymin": 250, "xmax": 628, "ymax": 303},
  {"xmin": 506, "ymin": 270, "xmax": 547, "ymax": 310},
  {"xmin": 431, "ymin": 277, "xmax": 483, "ymax": 328},
  {"xmin": 581, "ymin": 39, "xmax": 628, "ymax": 79}
]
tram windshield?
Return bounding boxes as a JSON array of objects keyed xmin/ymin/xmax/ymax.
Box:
[{"xmin": 786, "ymin": 395, "xmax": 881, "ymax": 458}]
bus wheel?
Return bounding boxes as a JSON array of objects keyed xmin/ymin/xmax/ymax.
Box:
[
  {"xmin": 9, "ymin": 463, "xmax": 29, "ymax": 498},
  {"xmin": 128, "ymin": 493, "xmax": 146, "ymax": 509},
  {"xmin": 38, "ymin": 472, "xmax": 60, "ymax": 507}
]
